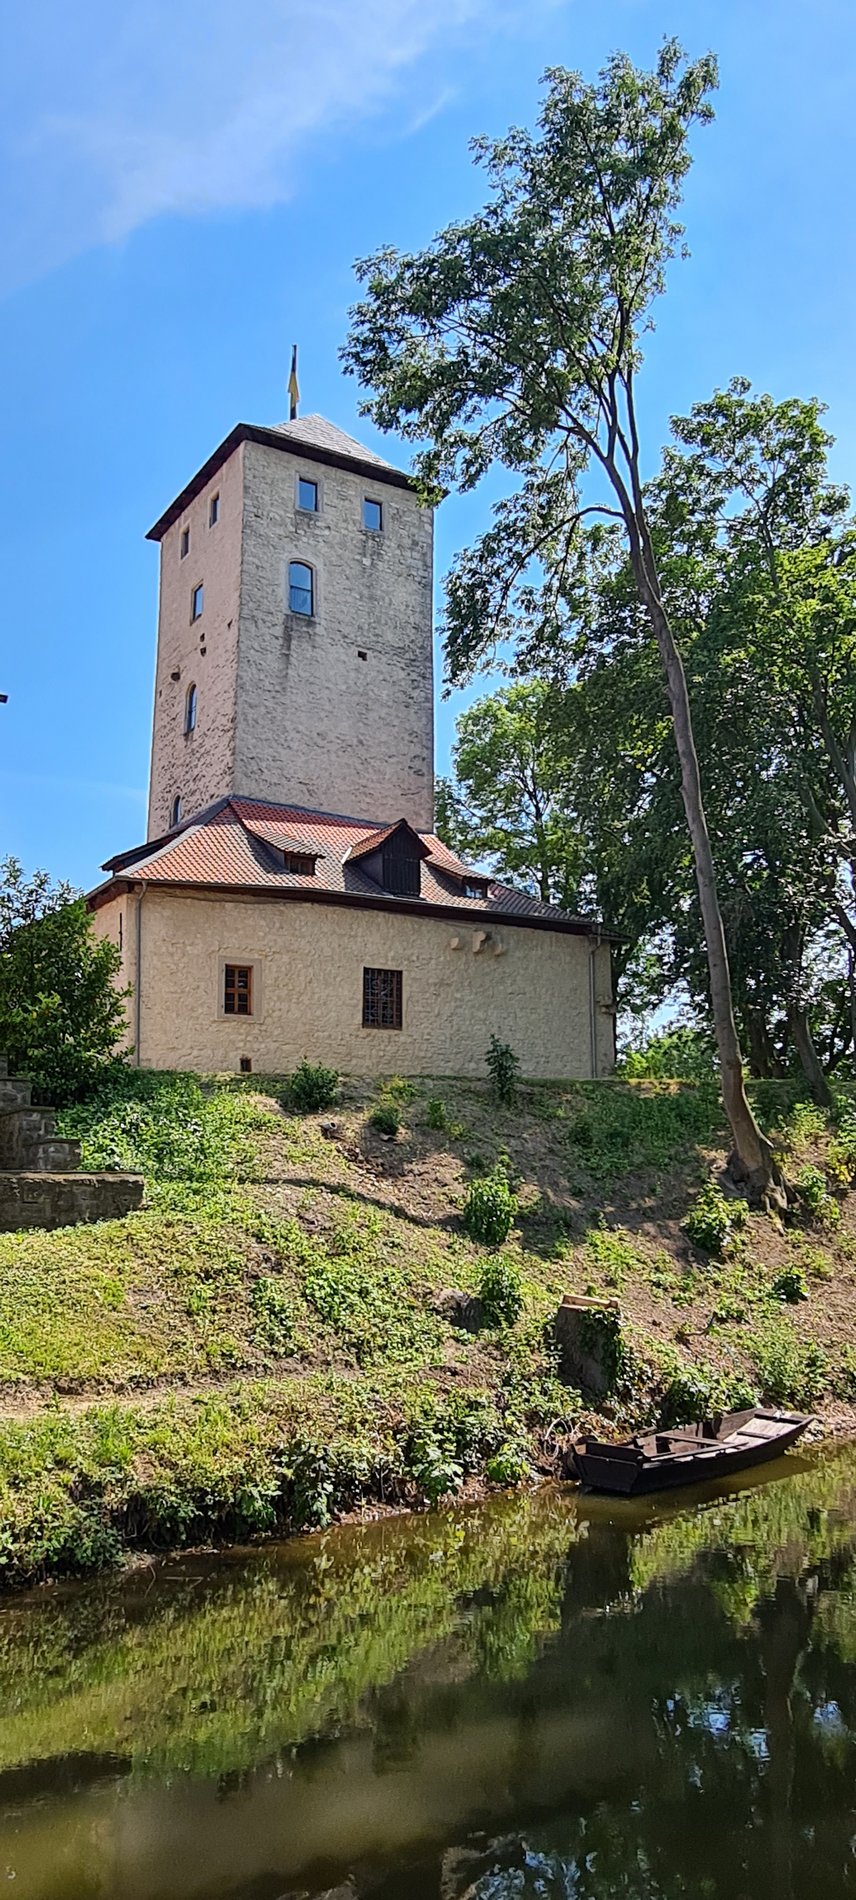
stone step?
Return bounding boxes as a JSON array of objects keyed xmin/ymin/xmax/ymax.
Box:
[
  {"xmin": 18, "ymin": 1138, "xmax": 82, "ymax": 1173},
  {"xmin": 0, "ymin": 1107, "xmax": 60, "ymax": 1170},
  {"xmin": 0, "ymin": 1079, "xmax": 32, "ymax": 1109}
]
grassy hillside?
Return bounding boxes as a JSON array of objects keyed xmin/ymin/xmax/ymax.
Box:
[{"xmin": 0, "ymin": 1067, "xmax": 854, "ymax": 1585}]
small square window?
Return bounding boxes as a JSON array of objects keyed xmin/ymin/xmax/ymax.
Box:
[
  {"xmin": 191, "ymin": 583, "xmax": 204, "ymax": 622},
  {"xmin": 209, "ymin": 493, "xmax": 220, "ymax": 527},
  {"xmin": 297, "ymin": 477, "xmax": 319, "ymax": 513},
  {"xmin": 363, "ymin": 967, "xmax": 402, "ymax": 1030},
  {"xmin": 180, "ymin": 527, "xmax": 190, "ymax": 559},
  {"xmin": 224, "ymin": 964, "xmax": 253, "ymax": 1016},
  {"xmin": 363, "ymin": 498, "xmax": 383, "ymax": 532}
]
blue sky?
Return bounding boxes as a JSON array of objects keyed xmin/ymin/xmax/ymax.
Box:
[{"xmin": 1, "ymin": 0, "xmax": 855, "ymax": 890}]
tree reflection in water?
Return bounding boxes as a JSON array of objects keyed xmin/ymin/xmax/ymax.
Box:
[{"xmin": 0, "ymin": 1448, "xmax": 855, "ymax": 1899}]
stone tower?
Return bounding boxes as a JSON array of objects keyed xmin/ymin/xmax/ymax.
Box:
[{"xmin": 146, "ymin": 414, "xmax": 435, "ymax": 840}]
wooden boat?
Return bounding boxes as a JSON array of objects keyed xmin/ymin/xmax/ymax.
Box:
[{"xmin": 568, "ymin": 1408, "xmax": 811, "ymax": 1497}]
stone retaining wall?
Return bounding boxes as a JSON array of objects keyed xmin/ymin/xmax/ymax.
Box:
[{"xmin": 0, "ymin": 1172, "xmax": 144, "ymax": 1233}]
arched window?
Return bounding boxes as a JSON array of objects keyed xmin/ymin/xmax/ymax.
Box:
[
  {"xmin": 184, "ymin": 683, "xmax": 197, "ymax": 733},
  {"xmin": 288, "ymin": 561, "xmax": 314, "ymax": 616},
  {"xmin": 170, "ymin": 795, "xmax": 182, "ymax": 827}
]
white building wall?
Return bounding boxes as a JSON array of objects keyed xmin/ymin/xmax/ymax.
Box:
[{"xmin": 92, "ymin": 889, "xmax": 614, "ymax": 1080}]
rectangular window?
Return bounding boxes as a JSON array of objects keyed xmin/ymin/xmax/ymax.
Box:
[
  {"xmin": 191, "ymin": 582, "xmax": 204, "ymax": 621},
  {"xmin": 297, "ymin": 477, "xmax": 319, "ymax": 513},
  {"xmin": 362, "ymin": 967, "xmax": 402, "ymax": 1030},
  {"xmin": 282, "ymin": 851, "xmax": 315, "ymax": 874},
  {"xmin": 209, "ymin": 493, "xmax": 220, "ymax": 527},
  {"xmin": 288, "ymin": 561, "xmax": 314, "ymax": 615},
  {"xmin": 363, "ymin": 498, "xmax": 383, "ymax": 532},
  {"xmin": 180, "ymin": 526, "xmax": 190, "ymax": 559},
  {"xmin": 224, "ymin": 964, "xmax": 253, "ymax": 1016}
]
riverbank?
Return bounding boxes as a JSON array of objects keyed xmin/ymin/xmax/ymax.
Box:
[{"xmin": 0, "ymin": 1068, "xmax": 854, "ymax": 1586}]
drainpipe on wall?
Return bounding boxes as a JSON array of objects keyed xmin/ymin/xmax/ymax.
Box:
[
  {"xmin": 588, "ymin": 934, "xmax": 600, "ymax": 1081},
  {"xmin": 134, "ymin": 884, "xmax": 146, "ymax": 1068}
]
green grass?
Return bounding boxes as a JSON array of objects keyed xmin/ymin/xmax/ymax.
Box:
[{"xmin": 0, "ymin": 1064, "xmax": 846, "ymax": 1587}]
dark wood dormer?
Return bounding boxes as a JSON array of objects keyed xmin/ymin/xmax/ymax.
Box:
[{"xmin": 348, "ymin": 820, "xmax": 430, "ymax": 898}]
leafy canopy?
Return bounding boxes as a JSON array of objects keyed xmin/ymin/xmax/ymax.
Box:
[{"xmin": 0, "ymin": 857, "xmax": 128, "ymax": 1104}]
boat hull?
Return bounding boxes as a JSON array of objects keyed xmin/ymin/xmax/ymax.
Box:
[{"xmin": 570, "ymin": 1410, "xmax": 810, "ymax": 1497}]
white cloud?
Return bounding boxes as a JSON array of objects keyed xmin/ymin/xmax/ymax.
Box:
[{"xmin": 0, "ymin": 0, "xmax": 510, "ymax": 293}]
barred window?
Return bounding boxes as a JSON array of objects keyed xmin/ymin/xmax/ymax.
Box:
[
  {"xmin": 362, "ymin": 967, "xmax": 402, "ymax": 1030},
  {"xmin": 224, "ymin": 964, "xmax": 253, "ymax": 1016}
]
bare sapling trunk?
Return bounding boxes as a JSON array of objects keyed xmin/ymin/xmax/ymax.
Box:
[
  {"xmin": 787, "ymin": 1004, "xmax": 834, "ymax": 1111},
  {"xmin": 627, "ymin": 530, "xmax": 786, "ymax": 1205}
]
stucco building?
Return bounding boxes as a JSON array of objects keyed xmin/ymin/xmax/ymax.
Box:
[{"xmin": 89, "ymin": 406, "xmax": 615, "ymax": 1078}]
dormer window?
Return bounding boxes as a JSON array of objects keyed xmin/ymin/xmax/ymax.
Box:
[
  {"xmin": 382, "ymin": 850, "xmax": 420, "ymax": 897},
  {"xmin": 463, "ymin": 879, "xmax": 489, "ymax": 900},
  {"xmin": 281, "ymin": 851, "xmax": 316, "ymax": 874},
  {"xmin": 348, "ymin": 820, "xmax": 429, "ymax": 897},
  {"xmin": 289, "ymin": 561, "xmax": 314, "ymax": 616}
]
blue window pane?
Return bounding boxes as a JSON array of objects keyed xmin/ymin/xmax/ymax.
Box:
[
  {"xmin": 297, "ymin": 478, "xmax": 318, "ymax": 512},
  {"xmin": 191, "ymin": 583, "xmax": 203, "ymax": 621},
  {"xmin": 289, "ymin": 561, "xmax": 314, "ymax": 615},
  {"xmin": 363, "ymin": 498, "xmax": 382, "ymax": 532}
]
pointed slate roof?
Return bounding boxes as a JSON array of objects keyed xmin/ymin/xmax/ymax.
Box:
[{"xmin": 270, "ymin": 414, "xmax": 394, "ymax": 469}]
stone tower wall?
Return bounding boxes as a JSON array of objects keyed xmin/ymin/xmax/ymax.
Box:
[
  {"xmin": 233, "ymin": 442, "xmax": 434, "ymax": 827},
  {"xmin": 147, "ymin": 445, "xmax": 244, "ymax": 839}
]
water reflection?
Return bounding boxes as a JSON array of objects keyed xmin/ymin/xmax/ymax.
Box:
[{"xmin": 0, "ymin": 1449, "xmax": 855, "ymax": 1898}]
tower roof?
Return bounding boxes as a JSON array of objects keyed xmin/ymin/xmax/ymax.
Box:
[
  {"xmin": 147, "ymin": 415, "xmax": 412, "ymax": 542},
  {"xmin": 269, "ymin": 413, "xmax": 395, "ymax": 468}
]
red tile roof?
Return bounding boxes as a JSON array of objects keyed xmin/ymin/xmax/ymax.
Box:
[{"xmin": 92, "ymin": 797, "xmax": 610, "ymax": 936}]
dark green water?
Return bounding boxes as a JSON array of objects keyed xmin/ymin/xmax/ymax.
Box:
[{"xmin": 1, "ymin": 1447, "xmax": 855, "ymax": 1900}]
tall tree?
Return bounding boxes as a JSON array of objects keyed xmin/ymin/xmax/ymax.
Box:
[
  {"xmin": 344, "ymin": 43, "xmax": 784, "ymax": 1199},
  {"xmin": 437, "ymin": 682, "xmax": 583, "ymax": 905}
]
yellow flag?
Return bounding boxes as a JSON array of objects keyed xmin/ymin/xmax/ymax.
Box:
[{"xmin": 288, "ymin": 344, "xmax": 300, "ymax": 420}]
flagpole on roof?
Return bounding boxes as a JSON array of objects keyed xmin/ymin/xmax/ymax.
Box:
[{"xmin": 288, "ymin": 344, "xmax": 300, "ymax": 421}]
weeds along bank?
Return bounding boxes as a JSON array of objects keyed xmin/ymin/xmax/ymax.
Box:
[{"xmin": 0, "ymin": 1067, "xmax": 854, "ymax": 1587}]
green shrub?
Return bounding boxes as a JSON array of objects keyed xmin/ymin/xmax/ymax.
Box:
[
  {"xmin": 426, "ymin": 1096, "xmax": 448, "ymax": 1130},
  {"xmin": 750, "ymin": 1319, "xmax": 829, "ymax": 1408},
  {"xmin": 288, "ymin": 1060, "xmax": 339, "ymax": 1114},
  {"xmin": 485, "ymin": 1442, "xmax": 529, "ymax": 1486},
  {"xmin": 836, "ymin": 1346, "xmax": 856, "ymax": 1401},
  {"xmin": 795, "ymin": 1164, "xmax": 839, "ymax": 1229},
  {"xmin": 620, "ymin": 1027, "xmax": 715, "ymax": 1081},
  {"xmin": 59, "ymin": 1071, "xmax": 269, "ymax": 1181},
  {"xmin": 771, "ymin": 1265, "xmax": 809, "ymax": 1304},
  {"xmin": 683, "ymin": 1180, "xmax": 743, "ymax": 1258},
  {"xmin": 0, "ymin": 860, "xmax": 129, "ymax": 1106},
  {"xmin": 486, "ymin": 1036, "xmax": 521, "ymax": 1105},
  {"xmin": 462, "ymin": 1166, "xmax": 517, "ymax": 1247},
  {"xmin": 370, "ymin": 1101, "xmax": 401, "ymax": 1138},
  {"xmin": 477, "ymin": 1255, "xmax": 524, "ymax": 1328}
]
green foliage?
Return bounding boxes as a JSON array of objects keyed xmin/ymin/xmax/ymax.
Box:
[
  {"xmin": 0, "ymin": 858, "xmax": 129, "ymax": 1105},
  {"xmin": 771, "ymin": 1265, "xmax": 809, "ymax": 1304},
  {"xmin": 486, "ymin": 1035, "xmax": 521, "ymax": 1105},
  {"xmin": 563, "ymin": 1082, "xmax": 722, "ymax": 1184},
  {"xmin": 683, "ymin": 1180, "xmax": 743, "ymax": 1257},
  {"xmin": 438, "ymin": 683, "xmax": 585, "ymax": 907},
  {"xmin": 59, "ymin": 1070, "xmax": 271, "ymax": 1181},
  {"xmin": 462, "ymin": 1165, "xmax": 517, "ymax": 1247},
  {"xmin": 477, "ymin": 1255, "xmax": 524, "ymax": 1328},
  {"xmin": 369, "ymin": 1101, "xmax": 401, "ymax": 1137},
  {"xmin": 250, "ymin": 1276, "xmax": 296, "ymax": 1352},
  {"xmin": 287, "ymin": 1060, "xmax": 339, "ymax": 1114},
  {"xmin": 795, "ymin": 1163, "xmax": 840, "ymax": 1228},
  {"xmin": 621, "ymin": 1027, "xmax": 716, "ymax": 1080},
  {"xmin": 426, "ymin": 1096, "xmax": 448, "ymax": 1130},
  {"xmin": 750, "ymin": 1318, "xmax": 829, "ymax": 1408}
]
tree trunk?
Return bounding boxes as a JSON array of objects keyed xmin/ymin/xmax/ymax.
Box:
[
  {"xmin": 745, "ymin": 1009, "xmax": 778, "ymax": 1080},
  {"xmin": 628, "ymin": 541, "xmax": 784, "ymax": 1203},
  {"xmin": 787, "ymin": 1004, "xmax": 834, "ymax": 1110}
]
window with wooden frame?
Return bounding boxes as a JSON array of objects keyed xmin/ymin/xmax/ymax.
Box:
[
  {"xmin": 224, "ymin": 964, "xmax": 253, "ymax": 1016},
  {"xmin": 362, "ymin": 966, "xmax": 402, "ymax": 1029},
  {"xmin": 281, "ymin": 851, "xmax": 316, "ymax": 874}
]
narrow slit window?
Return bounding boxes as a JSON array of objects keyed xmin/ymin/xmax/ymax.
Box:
[
  {"xmin": 297, "ymin": 477, "xmax": 318, "ymax": 513},
  {"xmin": 362, "ymin": 967, "xmax": 402, "ymax": 1029},
  {"xmin": 289, "ymin": 561, "xmax": 314, "ymax": 616},
  {"xmin": 209, "ymin": 493, "xmax": 220, "ymax": 527},
  {"xmin": 363, "ymin": 498, "xmax": 382, "ymax": 532},
  {"xmin": 191, "ymin": 582, "xmax": 204, "ymax": 621},
  {"xmin": 180, "ymin": 526, "xmax": 190, "ymax": 559},
  {"xmin": 184, "ymin": 683, "xmax": 197, "ymax": 733},
  {"xmin": 170, "ymin": 795, "xmax": 182, "ymax": 826},
  {"xmin": 224, "ymin": 964, "xmax": 253, "ymax": 1016}
]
